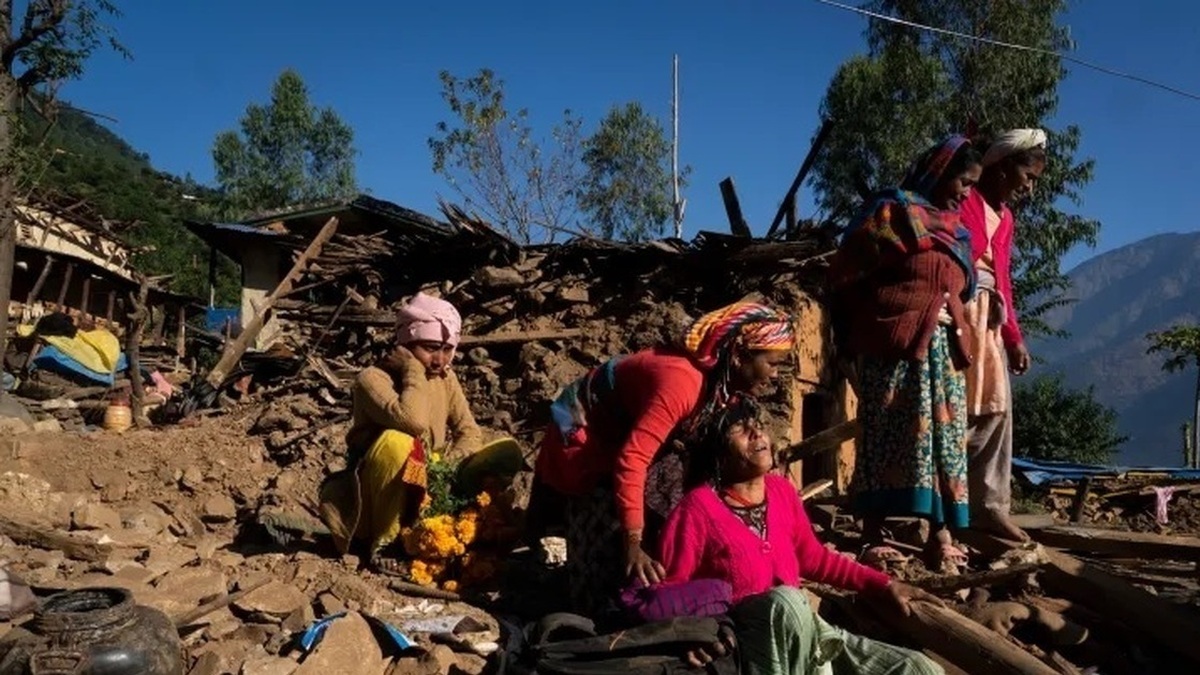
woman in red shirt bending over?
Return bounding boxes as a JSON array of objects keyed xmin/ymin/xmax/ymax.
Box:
[{"xmin": 532, "ymin": 302, "xmax": 794, "ymax": 617}]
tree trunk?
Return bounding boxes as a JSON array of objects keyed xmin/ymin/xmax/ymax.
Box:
[{"xmin": 0, "ymin": 71, "xmax": 17, "ymax": 385}]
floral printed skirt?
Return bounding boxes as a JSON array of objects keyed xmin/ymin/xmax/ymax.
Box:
[{"xmin": 852, "ymin": 326, "xmax": 970, "ymax": 529}]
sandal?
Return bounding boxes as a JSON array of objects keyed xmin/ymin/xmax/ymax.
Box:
[
  {"xmin": 931, "ymin": 543, "xmax": 970, "ymax": 573},
  {"xmin": 859, "ymin": 545, "xmax": 909, "ymax": 570}
]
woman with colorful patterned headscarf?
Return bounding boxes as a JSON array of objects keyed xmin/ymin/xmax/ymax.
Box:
[
  {"xmin": 828, "ymin": 136, "xmax": 983, "ymax": 574},
  {"xmin": 531, "ymin": 301, "xmax": 795, "ymax": 619}
]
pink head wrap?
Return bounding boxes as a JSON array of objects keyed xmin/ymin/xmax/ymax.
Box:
[{"xmin": 395, "ymin": 293, "xmax": 462, "ymax": 348}]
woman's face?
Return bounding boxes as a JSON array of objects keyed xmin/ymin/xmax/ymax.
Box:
[
  {"xmin": 999, "ymin": 158, "xmax": 1045, "ymax": 203},
  {"xmin": 407, "ymin": 340, "xmax": 455, "ymax": 377},
  {"xmin": 730, "ymin": 349, "xmax": 788, "ymax": 396},
  {"xmin": 932, "ymin": 163, "xmax": 983, "ymax": 211},
  {"xmin": 722, "ymin": 417, "xmax": 774, "ymax": 479}
]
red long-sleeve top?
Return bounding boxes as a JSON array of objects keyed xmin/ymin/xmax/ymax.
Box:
[
  {"xmin": 534, "ymin": 348, "xmax": 705, "ymax": 532},
  {"xmin": 960, "ymin": 190, "xmax": 1023, "ymax": 348},
  {"xmin": 659, "ymin": 475, "xmax": 891, "ymax": 602}
]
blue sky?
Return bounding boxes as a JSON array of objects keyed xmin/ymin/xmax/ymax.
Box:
[{"xmin": 60, "ymin": 1, "xmax": 1200, "ymax": 269}]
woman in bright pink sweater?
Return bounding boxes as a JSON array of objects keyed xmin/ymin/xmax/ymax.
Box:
[{"xmin": 659, "ymin": 397, "xmax": 942, "ymax": 674}]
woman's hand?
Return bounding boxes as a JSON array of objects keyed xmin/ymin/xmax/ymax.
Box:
[
  {"xmin": 867, "ymin": 581, "xmax": 944, "ymax": 617},
  {"xmin": 685, "ymin": 623, "xmax": 736, "ymax": 668},
  {"xmin": 624, "ymin": 531, "xmax": 665, "ymax": 586},
  {"xmin": 1007, "ymin": 342, "xmax": 1031, "ymax": 375}
]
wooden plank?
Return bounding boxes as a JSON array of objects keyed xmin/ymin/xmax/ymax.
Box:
[
  {"xmin": 811, "ymin": 586, "xmax": 1055, "ymax": 675},
  {"xmin": 766, "ymin": 117, "xmax": 835, "ymax": 239},
  {"xmin": 54, "ymin": 262, "xmax": 75, "ymax": 309},
  {"xmin": 782, "ymin": 418, "xmax": 861, "ymax": 464},
  {"xmin": 958, "ymin": 529, "xmax": 1200, "ymax": 663},
  {"xmin": 0, "ymin": 513, "xmax": 112, "ymax": 562},
  {"xmin": 79, "ymin": 275, "xmax": 91, "ymax": 317},
  {"xmin": 24, "ymin": 254, "xmax": 53, "ymax": 305},
  {"xmin": 206, "ymin": 217, "xmax": 340, "ymax": 388},
  {"xmin": 458, "ymin": 328, "xmax": 583, "ymax": 347},
  {"xmin": 1025, "ymin": 525, "xmax": 1200, "ymax": 561},
  {"xmin": 718, "ymin": 177, "xmax": 751, "ymax": 237},
  {"xmin": 914, "ymin": 563, "xmax": 1043, "ymax": 595}
]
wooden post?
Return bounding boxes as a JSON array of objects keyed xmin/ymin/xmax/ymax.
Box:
[
  {"xmin": 719, "ymin": 177, "xmax": 751, "ymax": 237},
  {"xmin": 766, "ymin": 117, "xmax": 835, "ymax": 239},
  {"xmin": 54, "ymin": 262, "xmax": 74, "ymax": 310},
  {"xmin": 784, "ymin": 194, "xmax": 797, "ymax": 234},
  {"xmin": 127, "ymin": 275, "xmax": 151, "ymax": 428},
  {"xmin": 207, "ymin": 245, "xmax": 218, "ymax": 308},
  {"xmin": 24, "ymin": 254, "xmax": 53, "ymax": 306},
  {"xmin": 174, "ymin": 305, "xmax": 187, "ymax": 359},
  {"xmin": 205, "ymin": 217, "xmax": 339, "ymax": 388},
  {"xmin": 79, "ymin": 275, "xmax": 91, "ymax": 318},
  {"xmin": 1068, "ymin": 477, "xmax": 1091, "ymax": 523},
  {"xmin": 105, "ymin": 290, "xmax": 115, "ymax": 326},
  {"xmin": 149, "ymin": 305, "xmax": 166, "ymax": 345}
]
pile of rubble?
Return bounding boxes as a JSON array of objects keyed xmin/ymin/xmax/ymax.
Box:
[
  {"xmin": 240, "ymin": 213, "xmax": 837, "ymax": 464},
  {"xmin": 0, "ymin": 414, "xmax": 508, "ymax": 675}
]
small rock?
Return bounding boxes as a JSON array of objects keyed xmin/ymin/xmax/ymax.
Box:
[
  {"xmin": 241, "ymin": 655, "xmax": 297, "ymax": 675},
  {"xmin": 466, "ymin": 347, "xmax": 490, "ymax": 366},
  {"xmin": 474, "ymin": 266, "xmax": 525, "ymax": 289},
  {"xmin": 282, "ymin": 604, "xmax": 316, "ymax": 634},
  {"xmin": 233, "ymin": 581, "xmax": 308, "ymax": 622},
  {"xmin": 71, "ymin": 503, "xmax": 122, "ymax": 531},
  {"xmin": 421, "ymin": 645, "xmax": 458, "ymax": 675},
  {"xmin": 31, "ymin": 418, "xmax": 62, "ymax": 433},
  {"xmin": 0, "ymin": 417, "xmax": 31, "ymax": 436},
  {"xmin": 187, "ymin": 652, "xmax": 222, "ymax": 675},
  {"xmin": 315, "ymin": 592, "xmax": 345, "ymax": 617},
  {"xmin": 329, "ymin": 575, "xmax": 384, "ymax": 615},
  {"xmin": 202, "ymin": 495, "xmax": 237, "ymax": 523},
  {"xmin": 557, "ymin": 286, "xmax": 590, "ymax": 303},
  {"xmin": 201, "ymin": 607, "xmax": 243, "ymax": 641},
  {"xmin": 192, "ymin": 639, "xmax": 257, "ymax": 675},
  {"xmin": 180, "ymin": 466, "xmax": 205, "ymax": 492},
  {"xmin": 122, "ymin": 509, "xmax": 166, "ymax": 536},
  {"xmin": 24, "ymin": 548, "xmax": 65, "ymax": 571},
  {"xmin": 152, "ymin": 566, "xmax": 228, "ymax": 615},
  {"xmin": 293, "ymin": 612, "xmax": 387, "ymax": 675},
  {"xmin": 229, "ymin": 622, "xmax": 277, "ymax": 646}
]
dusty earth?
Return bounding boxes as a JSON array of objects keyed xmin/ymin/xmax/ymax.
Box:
[{"xmin": 0, "ymin": 408, "xmax": 512, "ymax": 675}]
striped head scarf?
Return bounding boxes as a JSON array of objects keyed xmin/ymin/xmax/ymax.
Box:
[
  {"xmin": 900, "ymin": 135, "xmax": 972, "ymax": 200},
  {"xmin": 682, "ymin": 302, "xmax": 794, "ymax": 370}
]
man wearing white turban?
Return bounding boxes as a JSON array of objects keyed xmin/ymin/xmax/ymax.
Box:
[{"xmin": 958, "ymin": 129, "xmax": 1047, "ymax": 541}]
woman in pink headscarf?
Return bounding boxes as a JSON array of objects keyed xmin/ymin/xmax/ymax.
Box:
[{"xmin": 319, "ymin": 293, "xmax": 482, "ymax": 570}]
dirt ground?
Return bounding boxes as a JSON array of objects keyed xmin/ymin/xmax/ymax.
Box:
[{"xmin": 0, "ymin": 408, "xmax": 514, "ymax": 675}]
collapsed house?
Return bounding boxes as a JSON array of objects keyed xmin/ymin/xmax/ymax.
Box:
[{"xmin": 183, "ymin": 194, "xmax": 859, "ymax": 493}]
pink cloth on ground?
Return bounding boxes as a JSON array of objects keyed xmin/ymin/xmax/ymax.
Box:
[{"xmin": 658, "ymin": 475, "xmax": 891, "ymax": 602}]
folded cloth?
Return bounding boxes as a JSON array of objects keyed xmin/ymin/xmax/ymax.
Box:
[{"xmin": 618, "ymin": 578, "xmax": 733, "ymax": 623}]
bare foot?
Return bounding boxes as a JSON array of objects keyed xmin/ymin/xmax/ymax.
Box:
[{"xmin": 973, "ymin": 516, "xmax": 1028, "ymax": 542}]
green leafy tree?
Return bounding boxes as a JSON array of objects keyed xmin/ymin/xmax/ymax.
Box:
[
  {"xmin": 578, "ymin": 102, "xmax": 684, "ymax": 242},
  {"xmin": 212, "ymin": 69, "xmax": 356, "ymax": 216},
  {"xmin": 0, "ymin": 0, "xmax": 126, "ymax": 361},
  {"xmin": 429, "ymin": 68, "xmax": 582, "ymax": 244},
  {"xmin": 1147, "ymin": 324, "xmax": 1200, "ymax": 466},
  {"xmin": 811, "ymin": 0, "xmax": 1098, "ymax": 340},
  {"xmin": 1013, "ymin": 374, "xmax": 1126, "ymax": 465}
]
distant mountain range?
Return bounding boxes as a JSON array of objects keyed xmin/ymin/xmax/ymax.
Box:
[{"xmin": 1031, "ymin": 232, "xmax": 1200, "ymax": 465}]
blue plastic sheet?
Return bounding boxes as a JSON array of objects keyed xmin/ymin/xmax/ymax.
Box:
[
  {"xmin": 30, "ymin": 346, "xmax": 129, "ymax": 386},
  {"xmin": 299, "ymin": 612, "xmax": 414, "ymax": 654},
  {"xmin": 1013, "ymin": 456, "xmax": 1200, "ymax": 485}
]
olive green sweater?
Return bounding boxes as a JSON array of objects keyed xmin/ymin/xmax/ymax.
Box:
[{"xmin": 345, "ymin": 348, "xmax": 482, "ymax": 461}]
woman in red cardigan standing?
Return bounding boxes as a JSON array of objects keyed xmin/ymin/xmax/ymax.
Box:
[{"xmin": 959, "ymin": 129, "xmax": 1047, "ymax": 541}]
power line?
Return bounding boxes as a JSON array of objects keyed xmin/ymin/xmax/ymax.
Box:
[{"xmin": 814, "ymin": 0, "xmax": 1200, "ymax": 103}]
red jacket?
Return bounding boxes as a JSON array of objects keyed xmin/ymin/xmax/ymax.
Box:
[{"xmin": 960, "ymin": 191, "xmax": 1023, "ymax": 348}]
